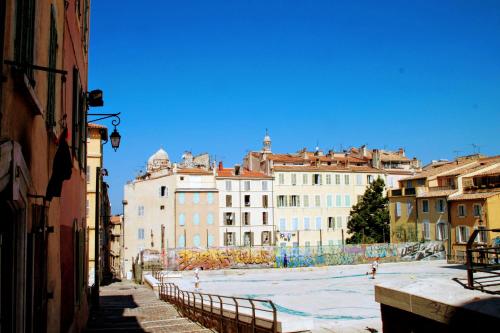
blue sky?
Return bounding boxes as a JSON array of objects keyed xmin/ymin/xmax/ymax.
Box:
[{"xmin": 89, "ymin": 0, "xmax": 500, "ymax": 213}]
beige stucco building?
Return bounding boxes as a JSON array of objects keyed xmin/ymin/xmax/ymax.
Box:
[{"xmin": 215, "ymin": 163, "xmax": 274, "ymax": 247}]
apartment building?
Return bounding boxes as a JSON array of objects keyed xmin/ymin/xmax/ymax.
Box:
[
  {"xmin": 216, "ymin": 163, "xmax": 274, "ymax": 247},
  {"xmin": 389, "ymin": 155, "xmax": 500, "ymax": 258}
]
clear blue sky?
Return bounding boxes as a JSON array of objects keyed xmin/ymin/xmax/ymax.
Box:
[{"xmin": 89, "ymin": 0, "xmax": 500, "ymax": 214}]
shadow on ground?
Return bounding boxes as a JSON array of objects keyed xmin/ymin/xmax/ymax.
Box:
[{"xmin": 85, "ymin": 295, "xmax": 145, "ymax": 333}]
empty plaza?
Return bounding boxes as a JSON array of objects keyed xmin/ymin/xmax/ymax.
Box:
[{"xmin": 173, "ymin": 260, "xmax": 466, "ymax": 332}]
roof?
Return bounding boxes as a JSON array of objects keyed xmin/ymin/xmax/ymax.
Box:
[
  {"xmin": 403, "ymin": 160, "xmax": 475, "ymax": 180},
  {"xmin": 87, "ymin": 123, "xmax": 108, "ymax": 140},
  {"xmin": 88, "ymin": 123, "xmax": 107, "ymax": 129},
  {"xmin": 379, "ymin": 151, "xmax": 410, "ymax": 162},
  {"xmin": 176, "ymin": 168, "xmax": 213, "ymax": 175},
  {"xmin": 437, "ymin": 160, "xmax": 500, "ymax": 177},
  {"xmin": 109, "ymin": 215, "xmax": 121, "ymax": 225},
  {"xmin": 272, "ymin": 165, "xmax": 385, "ymax": 173},
  {"xmin": 449, "ymin": 190, "xmax": 500, "ymax": 201},
  {"xmin": 267, "ymin": 154, "xmax": 306, "ymax": 163},
  {"xmin": 417, "ymin": 190, "xmax": 457, "ymax": 198},
  {"xmin": 469, "ymin": 165, "xmax": 500, "ymax": 177},
  {"xmin": 216, "ymin": 168, "xmax": 272, "ymax": 179}
]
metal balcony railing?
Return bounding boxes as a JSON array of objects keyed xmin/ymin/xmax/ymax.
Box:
[
  {"xmin": 155, "ymin": 273, "xmax": 278, "ymax": 333},
  {"xmin": 464, "ymin": 228, "xmax": 500, "ymax": 294}
]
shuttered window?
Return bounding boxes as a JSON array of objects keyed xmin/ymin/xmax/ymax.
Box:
[
  {"xmin": 46, "ymin": 5, "xmax": 58, "ymax": 129},
  {"xmin": 15, "ymin": 0, "xmax": 36, "ymax": 83}
]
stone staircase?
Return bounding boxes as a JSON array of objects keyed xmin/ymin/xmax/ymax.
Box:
[{"xmin": 85, "ymin": 282, "xmax": 213, "ymax": 333}]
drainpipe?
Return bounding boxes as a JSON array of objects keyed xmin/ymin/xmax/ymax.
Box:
[
  {"xmin": 447, "ymin": 199, "xmax": 452, "ymax": 261},
  {"xmin": 92, "ymin": 166, "xmax": 101, "ymax": 308},
  {"xmin": 415, "ymin": 198, "xmax": 419, "ymax": 242},
  {"xmin": 239, "ymin": 179, "xmax": 242, "ymax": 246}
]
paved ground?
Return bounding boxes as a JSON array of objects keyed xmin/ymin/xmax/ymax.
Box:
[
  {"xmin": 173, "ymin": 260, "xmax": 468, "ymax": 333},
  {"xmin": 85, "ymin": 281, "xmax": 213, "ymax": 333}
]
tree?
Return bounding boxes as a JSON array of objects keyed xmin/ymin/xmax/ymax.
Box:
[{"xmin": 346, "ymin": 177, "xmax": 390, "ymax": 244}]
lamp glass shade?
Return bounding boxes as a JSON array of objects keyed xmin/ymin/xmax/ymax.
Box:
[{"xmin": 110, "ymin": 129, "xmax": 121, "ymax": 151}]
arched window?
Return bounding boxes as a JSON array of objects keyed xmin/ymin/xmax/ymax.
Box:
[{"xmin": 193, "ymin": 234, "xmax": 201, "ymax": 248}]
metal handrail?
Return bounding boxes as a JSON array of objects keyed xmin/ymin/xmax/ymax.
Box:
[
  {"xmin": 466, "ymin": 228, "xmax": 500, "ymax": 293},
  {"xmin": 158, "ymin": 281, "xmax": 278, "ymax": 333}
]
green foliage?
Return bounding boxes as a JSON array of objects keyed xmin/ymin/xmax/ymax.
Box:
[{"xmin": 347, "ymin": 177, "xmax": 390, "ymax": 244}]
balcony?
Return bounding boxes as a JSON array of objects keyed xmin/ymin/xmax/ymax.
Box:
[
  {"xmin": 390, "ymin": 189, "xmax": 402, "ymax": 196},
  {"xmin": 404, "ymin": 188, "xmax": 416, "ymax": 195}
]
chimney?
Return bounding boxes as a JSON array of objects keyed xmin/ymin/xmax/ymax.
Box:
[
  {"xmin": 360, "ymin": 145, "xmax": 367, "ymax": 157},
  {"xmin": 398, "ymin": 148, "xmax": 405, "ymax": 156},
  {"xmin": 218, "ymin": 161, "xmax": 223, "ymax": 171},
  {"xmin": 234, "ymin": 164, "xmax": 241, "ymax": 176},
  {"xmin": 373, "ymin": 149, "xmax": 381, "ymax": 169}
]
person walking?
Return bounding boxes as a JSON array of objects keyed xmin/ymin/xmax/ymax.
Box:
[
  {"xmin": 194, "ymin": 268, "xmax": 200, "ymax": 291},
  {"xmin": 283, "ymin": 253, "xmax": 288, "ymax": 268},
  {"xmin": 366, "ymin": 257, "xmax": 379, "ymax": 279}
]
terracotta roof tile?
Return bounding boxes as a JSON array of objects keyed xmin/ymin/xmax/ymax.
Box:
[
  {"xmin": 417, "ymin": 190, "xmax": 457, "ymax": 198},
  {"xmin": 449, "ymin": 190, "xmax": 500, "ymax": 201},
  {"xmin": 272, "ymin": 165, "xmax": 384, "ymax": 173},
  {"xmin": 176, "ymin": 168, "xmax": 212, "ymax": 175},
  {"xmin": 216, "ymin": 168, "xmax": 272, "ymax": 179}
]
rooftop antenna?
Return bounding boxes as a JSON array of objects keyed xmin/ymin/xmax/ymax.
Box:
[{"xmin": 471, "ymin": 143, "xmax": 481, "ymax": 154}]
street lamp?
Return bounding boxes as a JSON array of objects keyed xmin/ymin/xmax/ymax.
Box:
[
  {"xmin": 87, "ymin": 89, "xmax": 122, "ymax": 152},
  {"xmin": 110, "ymin": 128, "xmax": 121, "ymax": 151}
]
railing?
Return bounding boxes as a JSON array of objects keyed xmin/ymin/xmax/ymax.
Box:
[
  {"xmin": 157, "ymin": 274, "xmax": 278, "ymax": 333},
  {"xmin": 465, "ymin": 228, "xmax": 500, "ymax": 294},
  {"xmin": 404, "ymin": 188, "xmax": 416, "ymax": 195},
  {"xmin": 428, "ymin": 185, "xmax": 455, "ymax": 191}
]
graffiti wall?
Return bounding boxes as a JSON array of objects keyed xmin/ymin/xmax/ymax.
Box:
[{"xmin": 168, "ymin": 241, "xmax": 445, "ymax": 270}]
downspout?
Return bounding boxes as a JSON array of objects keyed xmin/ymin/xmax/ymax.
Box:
[
  {"xmin": 271, "ymin": 176, "xmax": 275, "ymax": 246},
  {"xmin": 415, "ymin": 197, "xmax": 419, "ymax": 242},
  {"xmin": 239, "ymin": 178, "xmax": 242, "ymax": 246},
  {"xmin": 0, "ymin": 0, "xmax": 6, "ymax": 136},
  {"xmin": 447, "ymin": 198, "xmax": 452, "ymax": 261}
]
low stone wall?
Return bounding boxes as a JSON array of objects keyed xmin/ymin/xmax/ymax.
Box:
[{"xmin": 166, "ymin": 241, "xmax": 445, "ymax": 271}]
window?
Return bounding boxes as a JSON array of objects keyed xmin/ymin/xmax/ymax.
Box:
[
  {"xmin": 86, "ymin": 200, "xmax": 89, "ymax": 216},
  {"xmin": 423, "ymin": 220, "xmax": 430, "ymax": 240},
  {"xmin": 179, "ymin": 214, "xmax": 185, "ymax": 226},
  {"xmin": 262, "ymin": 212, "xmax": 268, "ymax": 225},
  {"xmin": 15, "ymin": 0, "xmax": 36, "ymax": 83},
  {"xmin": 328, "ymin": 217, "xmax": 335, "ymax": 229},
  {"xmin": 345, "ymin": 195, "xmax": 351, "ymax": 207},
  {"xmin": 262, "ymin": 180, "xmax": 268, "ymax": 191},
  {"xmin": 193, "ymin": 234, "xmax": 201, "ymax": 248},
  {"xmin": 243, "ymin": 232, "xmax": 253, "ymax": 246},
  {"xmin": 422, "ymin": 200, "xmax": 429, "ymax": 213},
  {"xmin": 262, "ymin": 195, "xmax": 269, "ymax": 208},
  {"xmin": 304, "ymin": 217, "xmax": 310, "ymax": 230},
  {"xmin": 316, "ymin": 217, "xmax": 322, "ymax": 230},
  {"xmin": 138, "ymin": 205, "xmax": 144, "ymax": 216},
  {"xmin": 208, "ymin": 234, "xmax": 215, "ymax": 246},
  {"xmin": 178, "ymin": 235, "xmax": 185, "ymax": 248},
  {"xmin": 289, "ymin": 195, "xmax": 300, "ymax": 207},
  {"xmin": 305, "ymin": 241, "xmax": 311, "ymax": 248},
  {"xmin": 336, "ymin": 216, "xmax": 342, "ymax": 229},
  {"xmin": 226, "ymin": 195, "xmax": 232, "ymax": 207},
  {"xmin": 279, "ymin": 218, "xmax": 286, "ymax": 231},
  {"xmin": 160, "ymin": 186, "xmax": 167, "ymax": 197},
  {"xmin": 244, "ymin": 181, "xmax": 251, "ymax": 191},
  {"xmin": 367, "ymin": 175, "xmax": 374, "ymax": 184},
  {"xmin": 436, "ymin": 222, "xmax": 447, "ymax": 241},
  {"xmin": 477, "ymin": 226, "xmax": 487, "ymax": 244},
  {"xmin": 344, "ymin": 174, "xmax": 350, "ymax": 185},
  {"xmin": 335, "ymin": 174, "xmax": 341, "ymax": 185},
  {"xmin": 207, "ymin": 213, "xmax": 214, "ymax": 225},
  {"xmin": 336, "ymin": 195, "xmax": 342, "ymax": 207},
  {"xmin": 261, "ymin": 231, "xmax": 271, "ymax": 245},
  {"xmin": 417, "ymin": 179, "xmax": 425, "ymax": 186},
  {"xmin": 303, "ymin": 174, "xmax": 308, "ymax": 185},
  {"xmin": 456, "ymin": 226, "xmax": 470, "ymax": 243},
  {"xmin": 326, "ymin": 174, "xmax": 332, "ymax": 185},
  {"xmin": 315, "ymin": 195, "xmax": 321, "ymax": 207},
  {"xmin": 244, "ymin": 195, "xmax": 251, "ymax": 207},
  {"xmin": 407, "ymin": 200, "xmax": 413, "ymax": 215},
  {"xmin": 303, "ymin": 195, "xmax": 309, "ymax": 207},
  {"xmin": 278, "ymin": 173, "xmax": 285, "ymax": 185},
  {"xmin": 356, "ymin": 175, "xmax": 363, "ymax": 185},
  {"xmin": 86, "ymin": 166, "xmax": 90, "ymax": 184},
  {"xmin": 243, "ymin": 212, "xmax": 250, "ymax": 225},
  {"xmin": 207, "ymin": 192, "xmax": 214, "ymax": 204},
  {"xmin": 473, "ymin": 204, "xmax": 481, "ymax": 217},
  {"xmin": 180, "ymin": 176, "xmax": 184, "ymax": 181},
  {"xmin": 436, "ymin": 199, "xmax": 445, "ymax": 213},
  {"xmin": 138, "ymin": 228, "xmax": 145, "ymax": 240},
  {"xmin": 458, "ymin": 205, "xmax": 466, "ymax": 217},
  {"xmin": 193, "ymin": 193, "xmax": 200, "ymax": 204},
  {"xmin": 292, "ymin": 218, "xmax": 298, "ymax": 231},
  {"xmin": 225, "ymin": 180, "xmax": 232, "ymax": 191},
  {"xmin": 395, "ymin": 202, "xmax": 401, "ymax": 217},
  {"xmin": 193, "ymin": 213, "xmax": 200, "ymax": 225},
  {"xmin": 406, "ymin": 180, "xmax": 413, "ymax": 188},
  {"xmin": 277, "ymin": 195, "xmax": 287, "ymax": 207},
  {"xmin": 291, "ymin": 174, "xmax": 297, "ymax": 185},
  {"xmin": 178, "ymin": 193, "xmax": 185, "ymax": 204},
  {"xmin": 160, "ymin": 205, "xmax": 165, "ymax": 210},
  {"xmin": 313, "ymin": 174, "xmax": 322, "ymax": 185},
  {"xmin": 224, "ymin": 213, "xmax": 234, "ymax": 225},
  {"xmin": 327, "ymin": 195, "xmax": 333, "ymax": 208}
]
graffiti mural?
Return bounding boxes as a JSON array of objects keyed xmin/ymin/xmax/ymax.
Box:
[
  {"xmin": 168, "ymin": 241, "xmax": 446, "ymax": 270},
  {"xmin": 171, "ymin": 247, "xmax": 275, "ymax": 271}
]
